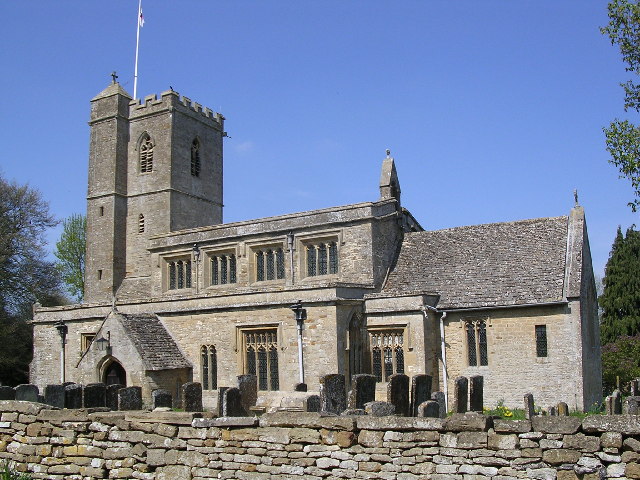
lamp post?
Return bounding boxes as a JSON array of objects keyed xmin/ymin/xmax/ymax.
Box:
[
  {"xmin": 193, "ymin": 243, "xmax": 201, "ymax": 294},
  {"xmin": 290, "ymin": 301, "xmax": 307, "ymax": 385},
  {"xmin": 54, "ymin": 321, "xmax": 68, "ymax": 383}
]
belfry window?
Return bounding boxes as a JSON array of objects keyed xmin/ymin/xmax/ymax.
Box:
[
  {"xmin": 255, "ymin": 248, "xmax": 285, "ymax": 282},
  {"xmin": 466, "ymin": 319, "xmax": 488, "ymax": 366},
  {"xmin": 138, "ymin": 214, "xmax": 145, "ymax": 233},
  {"xmin": 191, "ymin": 139, "xmax": 201, "ymax": 177},
  {"xmin": 200, "ymin": 345, "xmax": 217, "ymax": 390},
  {"xmin": 139, "ymin": 133, "xmax": 154, "ymax": 173},
  {"xmin": 210, "ymin": 254, "xmax": 237, "ymax": 285},
  {"xmin": 243, "ymin": 329, "xmax": 279, "ymax": 391},
  {"xmin": 168, "ymin": 259, "xmax": 192, "ymax": 290},
  {"xmin": 370, "ymin": 330, "xmax": 404, "ymax": 382},
  {"xmin": 306, "ymin": 241, "xmax": 338, "ymax": 277}
]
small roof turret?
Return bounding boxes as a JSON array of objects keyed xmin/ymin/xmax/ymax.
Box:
[{"xmin": 379, "ymin": 149, "xmax": 401, "ymax": 205}]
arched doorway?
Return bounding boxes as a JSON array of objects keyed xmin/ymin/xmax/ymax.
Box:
[{"xmin": 103, "ymin": 360, "xmax": 127, "ymax": 386}]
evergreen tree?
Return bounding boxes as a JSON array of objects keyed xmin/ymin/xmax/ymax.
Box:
[{"xmin": 600, "ymin": 225, "xmax": 640, "ymax": 343}]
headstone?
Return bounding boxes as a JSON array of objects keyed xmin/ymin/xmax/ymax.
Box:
[
  {"xmin": 524, "ymin": 393, "xmax": 535, "ymax": 420},
  {"xmin": 469, "ymin": 375, "xmax": 483, "ymax": 412},
  {"xmin": 294, "ymin": 383, "xmax": 308, "ymax": 392},
  {"xmin": 348, "ymin": 374, "xmax": 376, "ymax": 410},
  {"xmin": 0, "ymin": 386, "xmax": 15, "ymax": 400},
  {"xmin": 106, "ymin": 384, "xmax": 123, "ymax": 411},
  {"xmin": 118, "ymin": 386, "xmax": 142, "ymax": 410},
  {"xmin": 15, "ymin": 384, "xmax": 38, "ymax": 402},
  {"xmin": 364, "ymin": 401, "xmax": 395, "ymax": 417},
  {"xmin": 217, "ymin": 387, "xmax": 230, "ymax": 416},
  {"xmin": 44, "ymin": 384, "xmax": 65, "ymax": 408},
  {"xmin": 612, "ymin": 389, "xmax": 623, "ymax": 414},
  {"xmin": 181, "ymin": 382, "xmax": 203, "ymax": 412},
  {"xmin": 605, "ymin": 395, "xmax": 614, "ymax": 415},
  {"xmin": 453, "ymin": 376, "xmax": 468, "ymax": 414},
  {"xmin": 319, "ymin": 374, "xmax": 346, "ymax": 414},
  {"xmin": 557, "ymin": 402, "xmax": 569, "ymax": 416},
  {"xmin": 83, "ymin": 383, "xmax": 107, "ymax": 408},
  {"xmin": 624, "ymin": 396, "xmax": 640, "ymax": 415},
  {"xmin": 417, "ymin": 400, "xmax": 440, "ymax": 418},
  {"xmin": 237, "ymin": 375, "xmax": 257, "ymax": 415},
  {"xmin": 306, "ymin": 395, "xmax": 320, "ymax": 412},
  {"xmin": 631, "ymin": 379, "xmax": 639, "ymax": 396},
  {"xmin": 65, "ymin": 384, "xmax": 83, "ymax": 409},
  {"xmin": 546, "ymin": 406, "xmax": 557, "ymax": 416},
  {"xmin": 387, "ymin": 374, "xmax": 410, "ymax": 417},
  {"xmin": 222, "ymin": 387, "xmax": 244, "ymax": 417},
  {"xmin": 152, "ymin": 389, "xmax": 172, "ymax": 410},
  {"xmin": 431, "ymin": 391, "xmax": 446, "ymax": 419},
  {"xmin": 410, "ymin": 375, "xmax": 432, "ymax": 417}
]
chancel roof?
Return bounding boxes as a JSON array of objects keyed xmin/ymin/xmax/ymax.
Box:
[
  {"xmin": 382, "ymin": 215, "xmax": 573, "ymax": 309},
  {"xmin": 117, "ymin": 313, "xmax": 191, "ymax": 370}
]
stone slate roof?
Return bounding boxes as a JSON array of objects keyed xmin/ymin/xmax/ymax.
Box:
[
  {"xmin": 382, "ymin": 216, "xmax": 572, "ymax": 309},
  {"xmin": 117, "ymin": 313, "xmax": 191, "ymax": 370}
]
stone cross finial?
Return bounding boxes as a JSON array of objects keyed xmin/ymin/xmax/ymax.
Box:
[
  {"xmin": 574, "ymin": 189, "xmax": 579, "ymax": 206},
  {"xmin": 111, "ymin": 71, "xmax": 118, "ymax": 84},
  {"xmin": 386, "ymin": 149, "xmax": 391, "ymax": 158}
]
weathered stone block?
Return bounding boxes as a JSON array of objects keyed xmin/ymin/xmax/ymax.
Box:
[
  {"xmin": 531, "ymin": 416, "xmax": 581, "ymax": 434},
  {"xmin": 469, "ymin": 375, "xmax": 483, "ymax": 412},
  {"xmin": 444, "ymin": 413, "xmax": 491, "ymax": 432},
  {"xmin": 15, "ymin": 384, "xmax": 38, "ymax": 402},
  {"xmin": 44, "ymin": 385, "xmax": 65, "ymax": 409},
  {"xmin": 387, "ymin": 373, "xmax": 410, "ymax": 417},
  {"xmin": 348, "ymin": 374, "xmax": 376, "ymax": 410},
  {"xmin": 65, "ymin": 384, "xmax": 83, "ymax": 409},
  {"xmin": 410, "ymin": 374, "xmax": 431, "ymax": 417},
  {"xmin": 237, "ymin": 374, "xmax": 257, "ymax": 415},
  {"xmin": 83, "ymin": 383, "xmax": 106, "ymax": 408},
  {"xmin": 221, "ymin": 387, "xmax": 244, "ymax": 417},
  {"xmin": 453, "ymin": 376, "xmax": 468, "ymax": 414},
  {"xmin": 319, "ymin": 374, "xmax": 346, "ymax": 414},
  {"xmin": 364, "ymin": 401, "xmax": 395, "ymax": 417},
  {"xmin": 181, "ymin": 382, "xmax": 203, "ymax": 412},
  {"xmin": 118, "ymin": 386, "xmax": 142, "ymax": 410}
]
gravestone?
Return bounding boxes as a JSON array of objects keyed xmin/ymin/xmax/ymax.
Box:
[
  {"xmin": 557, "ymin": 402, "xmax": 569, "ymax": 416},
  {"xmin": 417, "ymin": 400, "xmax": 440, "ymax": 418},
  {"xmin": 222, "ymin": 387, "xmax": 244, "ymax": 417},
  {"xmin": 237, "ymin": 375, "xmax": 257, "ymax": 415},
  {"xmin": 65, "ymin": 384, "xmax": 83, "ymax": 409},
  {"xmin": 625, "ymin": 396, "xmax": 640, "ymax": 415},
  {"xmin": 453, "ymin": 376, "xmax": 468, "ymax": 414},
  {"xmin": 83, "ymin": 383, "xmax": 106, "ymax": 408},
  {"xmin": 0, "ymin": 386, "xmax": 15, "ymax": 400},
  {"xmin": 118, "ymin": 386, "xmax": 142, "ymax": 410},
  {"xmin": 632, "ymin": 379, "xmax": 639, "ymax": 397},
  {"xmin": 546, "ymin": 406, "xmax": 557, "ymax": 416},
  {"xmin": 44, "ymin": 384, "xmax": 65, "ymax": 408},
  {"xmin": 217, "ymin": 387, "xmax": 230, "ymax": 416},
  {"xmin": 294, "ymin": 383, "xmax": 307, "ymax": 392},
  {"xmin": 431, "ymin": 391, "xmax": 446, "ymax": 419},
  {"xmin": 37, "ymin": 394, "xmax": 45, "ymax": 404},
  {"xmin": 469, "ymin": 375, "xmax": 483, "ymax": 412},
  {"xmin": 15, "ymin": 384, "xmax": 38, "ymax": 402},
  {"xmin": 152, "ymin": 389, "xmax": 172, "ymax": 410},
  {"xmin": 410, "ymin": 375, "xmax": 432, "ymax": 417},
  {"xmin": 364, "ymin": 401, "xmax": 395, "ymax": 416},
  {"xmin": 610, "ymin": 390, "xmax": 623, "ymax": 415},
  {"xmin": 306, "ymin": 395, "xmax": 320, "ymax": 412},
  {"xmin": 319, "ymin": 374, "xmax": 346, "ymax": 414},
  {"xmin": 181, "ymin": 382, "xmax": 203, "ymax": 412},
  {"xmin": 387, "ymin": 374, "xmax": 410, "ymax": 417},
  {"xmin": 348, "ymin": 374, "xmax": 376, "ymax": 410},
  {"xmin": 524, "ymin": 393, "xmax": 535, "ymax": 420},
  {"xmin": 106, "ymin": 384, "xmax": 123, "ymax": 411}
]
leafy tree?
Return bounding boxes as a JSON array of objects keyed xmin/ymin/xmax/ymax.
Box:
[
  {"xmin": 54, "ymin": 214, "xmax": 86, "ymax": 301},
  {"xmin": 602, "ymin": 0, "xmax": 640, "ymax": 211},
  {"xmin": 601, "ymin": 334, "xmax": 640, "ymax": 394},
  {"xmin": 0, "ymin": 174, "xmax": 67, "ymax": 385},
  {"xmin": 599, "ymin": 225, "xmax": 640, "ymax": 344}
]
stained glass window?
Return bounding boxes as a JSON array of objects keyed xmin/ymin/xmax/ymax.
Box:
[
  {"xmin": 276, "ymin": 249, "xmax": 285, "ymax": 279},
  {"xmin": 318, "ymin": 244, "xmax": 327, "ymax": 275},
  {"xmin": 243, "ymin": 329, "xmax": 279, "ymax": 391},
  {"xmin": 370, "ymin": 330, "xmax": 404, "ymax": 382},
  {"xmin": 211, "ymin": 257, "xmax": 219, "ymax": 285},
  {"xmin": 307, "ymin": 246, "xmax": 317, "ymax": 276},
  {"xmin": 220, "ymin": 255, "xmax": 228, "ymax": 284},
  {"xmin": 256, "ymin": 251, "xmax": 265, "ymax": 281},
  {"xmin": 466, "ymin": 320, "xmax": 488, "ymax": 366},
  {"xmin": 535, "ymin": 325, "xmax": 548, "ymax": 357},
  {"xmin": 478, "ymin": 321, "xmax": 488, "ymax": 366},
  {"xmin": 230, "ymin": 255, "xmax": 237, "ymax": 283},
  {"xmin": 466, "ymin": 322, "xmax": 477, "ymax": 366},
  {"xmin": 169, "ymin": 262, "xmax": 176, "ymax": 290},
  {"xmin": 329, "ymin": 242, "xmax": 338, "ymax": 274},
  {"xmin": 269, "ymin": 346, "xmax": 279, "ymax": 390},
  {"xmin": 266, "ymin": 250, "xmax": 275, "ymax": 280}
]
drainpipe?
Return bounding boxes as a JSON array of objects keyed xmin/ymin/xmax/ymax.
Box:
[
  {"xmin": 54, "ymin": 321, "xmax": 68, "ymax": 383},
  {"xmin": 421, "ymin": 305, "xmax": 448, "ymax": 412},
  {"xmin": 290, "ymin": 301, "xmax": 307, "ymax": 385}
]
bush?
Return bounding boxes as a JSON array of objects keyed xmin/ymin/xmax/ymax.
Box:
[{"xmin": 601, "ymin": 334, "xmax": 640, "ymax": 394}]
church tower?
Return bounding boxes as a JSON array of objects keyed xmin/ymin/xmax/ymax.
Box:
[{"xmin": 85, "ymin": 81, "xmax": 225, "ymax": 303}]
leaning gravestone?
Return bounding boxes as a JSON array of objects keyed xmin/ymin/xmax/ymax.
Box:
[
  {"xmin": 417, "ymin": 400, "xmax": 440, "ymax": 418},
  {"xmin": 306, "ymin": 395, "xmax": 321, "ymax": 413},
  {"xmin": 181, "ymin": 382, "xmax": 203, "ymax": 412},
  {"xmin": 387, "ymin": 374, "xmax": 410, "ymax": 417},
  {"xmin": 319, "ymin": 374, "xmax": 346, "ymax": 414},
  {"xmin": 83, "ymin": 383, "xmax": 107, "ymax": 408},
  {"xmin": 118, "ymin": 386, "xmax": 142, "ymax": 410},
  {"xmin": 410, "ymin": 375, "xmax": 432, "ymax": 417},
  {"xmin": 65, "ymin": 384, "xmax": 83, "ymax": 409},
  {"xmin": 348, "ymin": 374, "xmax": 376, "ymax": 410},
  {"xmin": 222, "ymin": 387, "xmax": 244, "ymax": 417},
  {"xmin": 431, "ymin": 391, "xmax": 446, "ymax": 419},
  {"xmin": 524, "ymin": 393, "xmax": 535, "ymax": 420},
  {"xmin": 152, "ymin": 389, "xmax": 172, "ymax": 410},
  {"xmin": 106, "ymin": 384, "xmax": 123, "ymax": 411},
  {"xmin": 44, "ymin": 385, "xmax": 65, "ymax": 408},
  {"xmin": 15, "ymin": 384, "xmax": 38, "ymax": 402},
  {"xmin": 364, "ymin": 401, "xmax": 395, "ymax": 417},
  {"xmin": 469, "ymin": 375, "xmax": 483, "ymax": 412},
  {"xmin": 453, "ymin": 377, "xmax": 468, "ymax": 414},
  {"xmin": 0, "ymin": 386, "xmax": 15, "ymax": 400},
  {"xmin": 237, "ymin": 375, "xmax": 258, "ymax": 415}
]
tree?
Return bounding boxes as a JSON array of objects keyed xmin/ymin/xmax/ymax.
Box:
[
  {"xmin": 601, "ymin": 334, "xmax": 640, "ymax": 394},
  {"xmin": 602, "ymin": 0, "xmax": 640, "ymax": 211},
  {"xmin": 54, "ymin": 214, "xmax": 86, "ymax": 301},
  {"xmin": 0, "ymin": 174, "xmax": 67, "ymax": 385},
  {"xmin": 599, "ymin": 225, "xmax": 640, "ymax": 344}
]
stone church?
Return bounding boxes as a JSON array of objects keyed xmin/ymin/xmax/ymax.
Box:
[{"xmin": 30, "ymin": 81, "xmax": 602, "ymax": 412}]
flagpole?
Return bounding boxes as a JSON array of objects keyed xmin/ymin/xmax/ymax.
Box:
[{"xmin": 133, "ymin": 0, "xmax": 142, "ymax": 99}]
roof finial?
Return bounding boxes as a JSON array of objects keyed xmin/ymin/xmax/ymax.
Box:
[
  {"xmin": 111, "ymin": 71, "xmax": 118, "ymax": 84},
  {"xmin": 386, "ymin": 149, "xmax": 391, "ymax": 158},
  {"xmin": 573, "ymin": 189, "xmax": 579, "ymax": 207}
]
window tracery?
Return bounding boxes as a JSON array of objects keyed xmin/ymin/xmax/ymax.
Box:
[
  {"xmin": 139, "ymin": 133, "xmax": 153, "ymax": 173},
  {"xmin": 370, "ymin": 330, "xmax": 404, "ymax": 382},
  {"xmin": 243, "ymin": 329, "xmax": 279, "ymax": 390}
]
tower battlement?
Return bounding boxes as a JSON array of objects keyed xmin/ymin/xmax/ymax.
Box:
[{"xmin": 129, "ymin": 89, "xmax": 224, "ymax": 128}]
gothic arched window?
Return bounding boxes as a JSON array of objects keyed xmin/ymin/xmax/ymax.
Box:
[
  {"xmin": 191, "ymin": 139, "xmax": 201, "ymax": 177},
  {"xmin": 243, "ymin": 329, "xmax": 279, "ymax": 391},
  {"xmin": 201, "ymin": 345, "xmax": 217, "ymax": 390},
  {"xmin": 466, "ymin": 319, "xmax": 489, "ymax": 366},
  {"xmin": 139, "ymin": 133, "xmax": 154, "ymax": 173},
  {"xmin": 370, "ymin": 330, "xmax": 404, "ymax": 382}
]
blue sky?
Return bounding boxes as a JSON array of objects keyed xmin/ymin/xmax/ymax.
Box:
[{"xmin": 0, "ymin": 1, "xmax": 637, "ymax": 277}]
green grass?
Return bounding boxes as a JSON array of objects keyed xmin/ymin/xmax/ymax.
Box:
[{"xmin": 0, "ymin": 461, "xmax": 31, "ymax": 480}]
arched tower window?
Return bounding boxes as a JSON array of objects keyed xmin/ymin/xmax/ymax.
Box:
[
  {"xmin": 139, "ymin": 133, "xmax": 154, "ymax": 173},
  {"xmin": 191, "ymin": 139, "xmax": 201, "ymax": 177},
  {"xmin": 138, "ymin": 214, "xmax": 145, "ymax": 233}
]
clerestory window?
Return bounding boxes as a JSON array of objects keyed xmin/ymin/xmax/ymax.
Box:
[
  {"xmin": 139, "ymin": 133, "xmax": 154, "ymax": 173},
  {"xmin": 200, "ymin": 345, "xmax": 217, "ymax": 390},
  {"xmin": 210, "ymin": 253, "xmax": 237, "ymax": 285},
  {"xmin": 243, "ymin": 329, "xmax": 279, "ymax": 391},
  {"xmin": 191, "ymin": 139, "xmax": 201, "ymax": 177},
  {"xmin": 255, "ymin": 248, "xmax": 285, "ymax": 282},
  {"xmin": 168, "ymin": 259, "xmax": 192, "ymax": 290},
  {"xmin": 306, "ymin": 241, "xmax": 338, "ymax": 277},
  {"xmin": 466, "ymin": 319, "xmax": 488, "ymax": 366},
  {"xmin": 370, "ymin": 330, "xmax": 404, "ymax": 382}
]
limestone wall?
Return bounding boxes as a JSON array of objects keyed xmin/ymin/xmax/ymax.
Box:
[{"xmin": 2, "ymin": 401, "xmax": 640, "ymax": 479}]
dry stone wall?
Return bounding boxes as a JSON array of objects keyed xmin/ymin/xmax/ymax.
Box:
[{"xmin": 2, "ymin": 401, "xmax": 640, "ymax": 479}]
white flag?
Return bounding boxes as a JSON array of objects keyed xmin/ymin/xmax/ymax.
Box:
[{"xmin": 139, "ymin": 6, "xmax": 144, "ymax": 27}]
